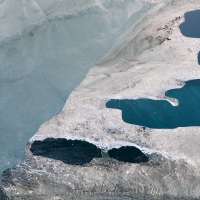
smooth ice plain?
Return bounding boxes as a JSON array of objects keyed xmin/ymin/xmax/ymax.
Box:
[{"xmin": 0, "ymin": 6, "xmax": 143, "ymax": 173}]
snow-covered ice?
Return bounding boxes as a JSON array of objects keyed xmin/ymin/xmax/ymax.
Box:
[
  {"xmin": 2, "ymin": 0, "xmax": 200, "ymax": 199},
  {"xmin": 0, "ymin": 0, "xmax": 149, "ymax": 173}
]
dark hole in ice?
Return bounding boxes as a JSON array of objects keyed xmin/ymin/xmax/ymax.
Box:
[
  {"xmin": 30, "ymin": 138, "xmax": 102, "ymax": 165},
  {"xmin": 108, "ymin": 146, "xmax": 149, "ymax": 163},
  {"xmin": 106, "ymin": 79, "xmax": 200, "ymax": 129},
  {"xmin": 179, "ymin": 10, "xmax": 200, "ymax": 64}
]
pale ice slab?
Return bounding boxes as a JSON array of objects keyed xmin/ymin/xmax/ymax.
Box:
[
  {"xmin": 2, "ymin": 0, "xmax": 200, "ymax": 199},
  {"xmin": 0, "ymin": 0, "xmax": 149, "ymax": 173}
]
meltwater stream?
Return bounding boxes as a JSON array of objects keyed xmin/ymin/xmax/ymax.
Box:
[{"xmin": 0, "ymin": 5, "xmax": 145, "ymax": 173}]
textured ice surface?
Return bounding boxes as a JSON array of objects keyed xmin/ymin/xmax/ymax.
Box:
[
  {"xmin": 3, "ymin": 0, "xmax": 200, "ymax": 199},
  {"xmin": 0, "ymin": 0, "xmax": 147, "ymax": 173},
  {"xmin": 106, "ymin": 9, "xmax": 200, "ymax": 129}
]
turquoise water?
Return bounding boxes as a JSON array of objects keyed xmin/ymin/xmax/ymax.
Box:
[
  {"xmin": 106, "ymin": 10, "xmax": 200, "ymax": 129},
  {"xmin": 179, "ymin": 10, "xmax": 200, "ymax": 64},
  {"xmin": 106, "ymin": 79, "xmax": 200, "ymax": 129},
  {"xmin": 179, "ymin": 10, "xmax": 200, "ymax": 38}
]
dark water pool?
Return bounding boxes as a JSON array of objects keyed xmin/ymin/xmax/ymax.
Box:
[
  {"xmin": 108, "ymin": 146, "xmax": 149, "ymax": 163},
  {"xmin": 106, "ymin": 79, "xmax": 200, "ymax": 129},
  {"xmin": 179, "ymin": 10, "xmax": 200, "ymax": 64},
  {"xmin": 30, "ymin": 139, "xmax": 102, "ymax": 165},
  {"xmin": 30, "ymin": 138, "xmax": 149, "ymax": 164}
]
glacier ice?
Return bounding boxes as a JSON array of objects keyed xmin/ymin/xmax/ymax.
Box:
[
  {"xmin": 2, "ymin": 0, "xmax": 200, "ymax": 199},
  {"xmin": 0, "ymin": 0, "xmax": 148, "ymax": 173}
]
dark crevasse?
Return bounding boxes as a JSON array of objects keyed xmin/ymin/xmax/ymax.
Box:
[
  {"xmin": 108, "ymin": 146, "xmax": 149, "ymax": 163},
  {"xmin": 30, "ymin": 138, "xmax": 149, "ymax": 165},
  {"xmin": 30, "ymin": 138, "xmax": 102, "ymax": 165},
  {"xmin": 179, "ymin": 10, "xmax": 200, "ymax": 64},
  {"xmin": 106, "ymin": 79, "xmax": 200, "ymax": 129}
]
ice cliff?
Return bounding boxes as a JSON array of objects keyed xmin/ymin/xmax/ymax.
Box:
[{"xmin": 1, "ymin": 0, "xmax": 200, "ymax": 199}]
